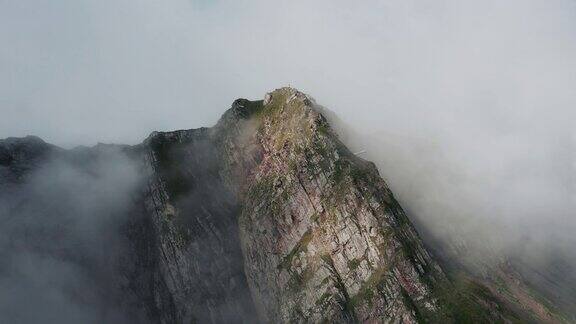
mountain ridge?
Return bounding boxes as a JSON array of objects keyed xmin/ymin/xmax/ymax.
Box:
[{"xmin": 0, "ymin": 87, "xmax": 564, "ymax": 323}]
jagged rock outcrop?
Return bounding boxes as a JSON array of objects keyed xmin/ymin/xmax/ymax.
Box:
[
  {"xmin": 217, "ymin": 89, "xmax": 444, "ymax": 322},
  {"xmin": 0, "ymin": 88, "xmax": 525, "ymax": 323}
]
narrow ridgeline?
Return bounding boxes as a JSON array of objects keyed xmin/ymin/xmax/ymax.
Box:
[{"xmin": 0, "ymin": 88, "xmax": 528, "ymax": 323}]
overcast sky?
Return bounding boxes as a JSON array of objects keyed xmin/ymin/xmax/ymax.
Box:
[
  {"xmin": 2, "ymin": 0, "xmax": 575, "ymax": 216},
  {"xmin": 2, "ymin": 0, "xmax": 576, "ymax": 314},
  {"xmin": 1, "ymin": 0, "xmax": 576, "ymax": 147}
]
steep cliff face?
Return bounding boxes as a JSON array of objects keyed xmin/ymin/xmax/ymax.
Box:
[
  {"xmin": 0, "ymin": 88, "xmax": 526, "ymax": 323},
  {"xmin": 218, "ymin": 90, "xmax": 444, "ymax": 322},
  {"xmin": 213, "ymin": 88, "xmax": 525, "ymax": 323},
  {"xmin": 140, "ymin": 127, "xmax": 258, "ymax": 323}
]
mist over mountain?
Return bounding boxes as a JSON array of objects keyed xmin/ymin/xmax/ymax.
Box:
[
  {"xmin": 1, "ymin": 0, "xmax": 575, "ymax": 323},
  {"xmin": 1, "ymin": 88, "xmax": 573, "ymax": 323},
  {"xmin": 0, "ymin": 139, "xmax": 146, "ymax": 323}
]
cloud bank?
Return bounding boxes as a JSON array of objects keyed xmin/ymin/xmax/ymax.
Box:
[{"xmin": 0, "ymin": 146, "xmax": 146, "ymax": 323}]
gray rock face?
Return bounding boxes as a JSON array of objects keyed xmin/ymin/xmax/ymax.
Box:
[
  {"xmin": 0, "ymin": 88, "xmax": 524, "ymax": 323},
  {"xmin": 141, "ymin": 127, "xmax": 258, "ymax": 323},
  {"xmin": 217, "ymin": 89, "xmax": 443, "ymax": 323}
]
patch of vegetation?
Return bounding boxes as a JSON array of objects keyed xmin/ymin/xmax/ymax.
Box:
[
  {"xmin": 429, "ymin": 274, "xmax": 523, "ymax": 324},
  {"xmin": 225, "ymin": 98, "xmax": 266, "ymax": 122},
  {"xmin": 286, "ymin": 263, "xmax": 318, "ymax": 294},
  {"xmin": 349, "ymin": 286, "xmax": 376, "ymax": 309},
  {"xmin": 247, "ymin": 176, "xmax": 275, "ymax": 203},
  {"xmin": 526, "ymin": 288, "xmax": 564, "ymax": 319},
  {"xmin": 348, "ymin": 258, "xmax": 361, "ymax": 271},
  {"xmin": 246, "ymin": 174, "xmax": 295, "ymax": 223},
  {"xmin": 278, "ymin": 229, "xmax": 313, "ymax": 270},
  {"xmin": 331, "ymin": 159, "xmax": 346, "ymax": 184},
  {"xmin": 316, "ymin": 291, "xmax": 333, "ymax": 306},
  {"xmin": 312, "ymin": 138, "xmax": 328, "ymax": 158},
  {"xmin": 317, "ymin": 122, "xmax": 330, "ymax": 136},
  {"xmin": 320, "ymin": 253, "xmax": 334, "ymax": 266},
  {"xmin": 349, "ymin": 163, "xmax": 371, "ymax": 184},
  {"xmin": 400, "ymin": 287, "xmax": 426, "ymax": 322},
  {"xmin": 310, "ymin": 212, "xmax": 320, "ymax": 222},
  {"xmin": 240, "ymin": 99, "xmax": 265, "ymax": 117},
  {"xmin": 397, "ymin": 231, "xmax": 430, "ymax": 274},
  {"xmin": 254, "ymin": 92, "xmax": 286, "ymax": 120},
  {"xmin": 348, "ymin": 266, "xmax": 389, "ymax": 308}
]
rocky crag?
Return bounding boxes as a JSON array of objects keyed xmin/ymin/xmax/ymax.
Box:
[{"xmin": 0, "ymin": 88, "xmax": 543, "ymax": 323}]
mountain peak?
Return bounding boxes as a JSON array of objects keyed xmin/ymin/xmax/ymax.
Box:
[{"xmin": 0, "ymin": 89, "xmax": 543, "ymax": 323}]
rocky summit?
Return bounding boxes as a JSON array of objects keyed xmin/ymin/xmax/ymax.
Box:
[{"xmin": 0, "ymin": 88, "xmax": 561, "ymax": 323}]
